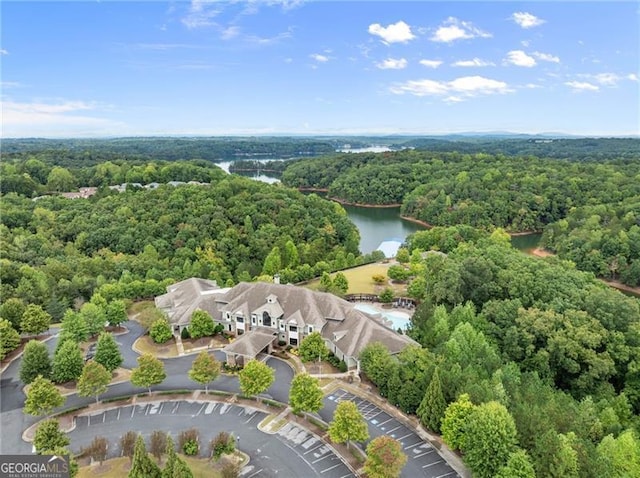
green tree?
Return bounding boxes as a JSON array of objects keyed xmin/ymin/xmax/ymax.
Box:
[
  {"xmin": 364, "ymin": 435, "xmax": 407, "ymax": 478},
  {"xmin": 59, "ymin": 310, "xmax": 88, "ymax": 343},
  {"xmin": 0, "ymin": 297, "xmax": 26, "ymax": 330},
  {"xmin": 283, "ymin": 240, "xmax": 300, "ymax": 268},
  {"xmin": 77, "ymin": 360, "xmax": 111, "ymax": 403},
  {"xmin": 150, "ymin": 317, "xmax": 173, "ymax": 344},
  {"xmin": 289, "ymin": 373, "xmax": 324, "ymax": 414},
  {"xmin": 596, "ymin": 430, "xmax": 640, "ymax": 478},
  {"xmin": 34, "ymin": 418, "xmax": 70, "ymax": 454},
  {"xmin": 131, "ymin": 354, "xmax": 166, "ymax": 394},
  {"xmin": 162, "ymin": 436, "xmax": 194, "ymax": 478},
  {"xmin": 388, "ymin": 265, "xmax": 410, "ymax": 282},
  {"xmin": 20, "ymin": 304, "xmax": 51, "ymax": 336},
  {"xmin": 51, "ymin": 339, "xmax": 84, "ymax": 383},
  {"xmin": 46, "ymin": 166, "xmax": 76, "ymax": 192},
  {"xmin": 188, "ymin": 351, "xmax": 221, "ymax": 392},
  {"xmin": 0, "ymin": 318, "xmax": 21, "ymax": 360},
  {"xmin": 495, "ymin": 449, "xmax": 536, "ymax": 478},
  {"xmin": 189, "ymin": 310, "xmax": 215, "ymax": 339},
  {"xmin": 129, "ymin": 435, "xmax": 161, "ymax": 478},
  {"xmin": 319, "ymin": 272, "xmax": 333, "ymax": 292},
  {"xmin": 441, "ymin": 393, "xmax": 474, "ymax": 451},
  {"xmin": 238, "ymin": 359, "xmax": 275, "ymax": 397},
  {"xmin": 94, "ymin": 332, "xmax": 123, "ymax": 372},
  {"xmin": 262, "ymin": 246, "xmax": 282, "ymax": 276},
  {"xmin": 417, "ymin": 367, "xmax": 446, "ymax": 433},
  {"xmin": 20, "ymin": 339, "xmax": 51, "ymax": 384},
  {"xmin": 24, "ymin": 375, "xmax": 65, "ymax": 416},
  {"xmin": 298, "ymin": 332, "xmax": 329, "ymax": 362},
  {"xmin": 463, "ymin": 401, "xmax": 518, "ymax": 478},
  {"xmin": 379, "ymin": 287, "xmax": 394, "ymax": 303},
  {"xmin": 359, "ymin": 342, "xmax": 396, "ymax": 395},
  {"xmin": 396, "ymin": 247, "xmax": 411, "ymax": 264},
  {"xmin": 106, "ymin": 299, "xmax": 128, "ymax": 327},
  {"xmin": 332, "ymin": 272, "xmax": 349, "ymax": 295},
  {"xmin": 328, "ymin": 401, "xmax": 369, "ymax": 450},
  {"xmin": 79, "ymin": 302, "xmax": 106, "ymax": 337}
]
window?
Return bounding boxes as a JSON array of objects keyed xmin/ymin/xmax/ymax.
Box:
[
  {"xmin": 289, "ymin": 337, "xmax": 298, "ymax": 346},
  {"xmin": 308, "ymin": 326, "xmax": 313, "ymax": 333},
  {"xmin": 289, "ymin": 325, "xmax": 297, "ymax": 332},
  {"xmin": 262, "ymin": 311, "xmax": 271, "ymax": 327},
  {"xmin": 236, "ymin": 316, "xmax": 244, "ymax": 323},
  {"xmin": 237, "ymin": 329, "xmax": 244, "ymax": 335},
  {"xmin": 252, "ymin": 316, "xmax": 256, "ymax": 325}
]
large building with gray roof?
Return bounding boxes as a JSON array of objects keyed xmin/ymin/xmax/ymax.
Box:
[{"xmin": 155, "ymin": 278, "xmax": 417, "ymax": 371}]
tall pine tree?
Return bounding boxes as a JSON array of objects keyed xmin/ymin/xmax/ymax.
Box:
[{"xmin": 417, "ymin": 367, "xmax": 447, "ymax": 433}]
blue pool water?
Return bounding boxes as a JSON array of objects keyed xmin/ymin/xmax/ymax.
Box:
[{"xmin": 354, "ymin": 303, "xmax": 411, "ymax": 330}]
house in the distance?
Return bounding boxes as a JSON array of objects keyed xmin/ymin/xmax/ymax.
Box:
[{"xmin": 155, "ymin": 278, "xmax": 417, "ymax": 371}]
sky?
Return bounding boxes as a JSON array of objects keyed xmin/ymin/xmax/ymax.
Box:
[{"xmin": 1, "ymin": 1, "xmax": 639, "ymax": 138}]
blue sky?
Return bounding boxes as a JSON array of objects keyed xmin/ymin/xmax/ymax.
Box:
[{"xmin": 1, "ymin": 1, "xmax": 638, "ymax": 137}]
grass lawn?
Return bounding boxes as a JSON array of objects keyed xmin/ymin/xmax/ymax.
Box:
[
  {"xmin": 133, "ymin": 335, "xmax": 179, "ymax": 358},
  {"xmin": 305, "ymin": 262, "xmax": 407, "ymax": 296},
  {"xmin": 77, "ymin": 453, "xmax": 245, "ymax": 478},
  {"xmin": 128, "ymin": 300, "xmax": 155, "ymax": 316}
]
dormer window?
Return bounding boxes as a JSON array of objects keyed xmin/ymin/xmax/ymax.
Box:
[{"xmin": 262, "ymin": 311, "xmax": 272, "ymax": 327}]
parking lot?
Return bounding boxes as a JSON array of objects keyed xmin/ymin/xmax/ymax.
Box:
[
  {"xmin": 320, "ymin": 389, "xmax": 459, "ymax": 478},
  {"xmin": 71, "ymin": 400, "xmax": 354, "ymax": 478}
]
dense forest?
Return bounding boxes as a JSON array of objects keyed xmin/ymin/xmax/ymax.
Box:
[
  {"xmin": 361, "ymin": 226, "xmax": 640, "ymax": 477},
  {"xmin": 0, "ymin": 160, "xmax": 363, "ymax": 322},
  {"xmin": 280, "ymin": 142, "xmax": 640, "ymax": 285}
]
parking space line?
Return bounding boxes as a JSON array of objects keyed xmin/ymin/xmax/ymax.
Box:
[
  {"xmin": 403, "ymin": 441, "xmax": 422, "ymax": 450},
  {"xmin": 171, "ymin": 402, "xmax": 180, "ymax": 414},
  {"xmin": 312, "ymin": 454, "xmax": 332, "ymax": 464},
  {"xmin": 386, "ymin": 425, "xmax": 402, "ymax": 434},
  {"xmin": 321, "ymin": 463, "xmax": 342, "ymax": 474},
  {"xmin": 422, "ymin": 459, "xmax": 444, "ymax": 468},
  {"xmin": 304, "ymin": 444, "xmax": 325, "ymax": 455},
  {"xmin": 397, "ymin": 433, "xmax": 412, "ymax": 441},
  {"xmin": 367, "ymin": 411, "xmax": 382, "ymax": 421},
  {"xmin": 159, "ymin": 403, "xmax": 164, "ymax": 414},
  {"xmin": 413, "ymin": 449, "xmax": 435, "ymax": 459},
  {"xmin": 196, "ymin": 404, "xmax": 206, "ymax": 416},
  {"xmin": 434, "ymin": 471, "xmax": 458, "ymax": 478},
  {"xmin": 244, "ymin": 413, "xmax": 257, "ymax": 424},
  {"xmin": 102, "ymin": 412, "xmax": 106, "ymax": 423},
  {"xmin": 377, "ymin": 417, "xmax": 394, "ymax": 426},
  {"xmin": 117, "ymin": 409, "xmax": 120, "ymax": 421},
  {"xmin": 246, "ymin": 469, "xmax": 264, "ymax": 478},
  {"xmin": 339, "ymin": 474, "xmax": 354, "ymax": 478}
]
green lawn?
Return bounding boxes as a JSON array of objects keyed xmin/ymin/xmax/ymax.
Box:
[{"xmin": 305, "ymin": 262, "xmax": 407, "ymax": 296}]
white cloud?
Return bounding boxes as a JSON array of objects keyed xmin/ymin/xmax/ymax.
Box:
[
  {"xmin": 310, "ymin": 53, "xmax": 329, "ymax": 62},
  {"xmin": 532, "ymin": 51, "xmax": 560, "ymax": 63},
  {"xmin": 576, "ymin": 72, "xmax": 639, "ymax": 87},
  {"xmin": 505, "ymin": 50, "xmax": 536, "ymax": 67},
  {"xmin": 512, "ymin": 12, "xmax": 545, "ymax": 29},
  {"xmin": 390, "ymin": 75, "xmax": 510, "ymax": 100},
  {"xmin": 521, "ymin": 40, "xmax": 530, "ymax": 47},
  {"xmin": 2, "ymin": 99, "xmax": 125, "ymax": 137},
  {"xmin": 377, "ymin": 58, "xmax": 408, "ymax": 70},
  {"xmin": 221, "ymin": 26, "xmax": 241, "ymax": 40},
  {"xmin": 628, "ymin": 73, "xmax": 639, "ymax": 82},
  {"xmin": 452, "ymin": 58, "xmax": 495, "ymax": 67},
  {"xmin": 444, "ymin": 96, "xmax": 464, "ymax": 103},
  {"xmin": 565, "ymin": 81, "xmax": 599, "ymax": 92},
  {"xmin": 419, "ymin": 59, "xmax": 443, "ymax": 69},
  {"xmin": 431, "ymin": 17, "xmax": 491, "ymax": 43},
  {"xmin": 182, "ymin": 0, "xmax": 221, "ymax": 29},
  {"xmin": 368, "ymin": 21, "xmax": 416, "ymax": 44},
  {"xmin": 0, "ymin": 49, "xmax": 8, "ymax": 55},
  {"xmin": 1, "ymin": 81, "xmax": 22, "ymax": 89}
]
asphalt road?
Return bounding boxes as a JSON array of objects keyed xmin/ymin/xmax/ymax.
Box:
[
  {"xmin": 0, "ymin": 321, "xmax": 292, "ymax": 454},
  {"xmin": 70, "ymin": 401, "xmax": 355, "ymax": 478}
]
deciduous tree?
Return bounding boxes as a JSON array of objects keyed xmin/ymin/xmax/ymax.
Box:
[
  {"xmin": 328, "ymin": 401, "xmax": 369, "ymax": 450},
  {"xmin": 238, "ymin": 359, "xmax": 275, "ymax": 397},
  {"xmin": 0, "ymin": 318, "xmax": 21, "ymax": 360},
  {"xmin": 87, "ymin": 436, "xmax": 108, "ymax": 466},
  {"xmin": 34, "ymin": 419, "xmax": 70, "ymax": 454},
  {"xmin": 364, "ymin": 435, "xmax": 407, "ymax": 478},
  {"xmin": 77, "ymin": 360, "xmax": 111, "ymax": 403},
  {"xmin": 188, "ymin": 351, "xmax": 220, "ymax": 392},
  {"xmin": 189, "ymin": 310, "xmax": 215, "ymax": 339},
  {"xmin": 24, "ymin": 375, "xmax": 65, "ymax": 416},
  {"xmin": 463, "ymin": 401, "xmax": 518, "ymax": 478},
  {"xmin": 495, "ymin": 449, "xmax": 536, "ymax": 478},
  {"xmin": 131, "ymin": 354, "xmax": 166, "ymax": 394},
  {"xmin": 59, "ymin": 310, "xmax": 88, "ymax": 343},
  {"xmin": 94, "ymin": 332, "xmax": 123, "ymax": 372},
  {"xmin": 441, "ymin": 393, "xmax": 474, "ymax": 451},
  {"xmin": 298, "ymin": 332, "xmax": 329, "ymax": 363},
  {"xmin": 106, "ymin": 299, "xmax": 128, "ymax": 327},
  {"xmin": 120, "ymin": 431, "xmax": 137, "ymax": 462},
  {"xmin": 150, "ymin": 317, "xmax": 172, "ymax": 344},
  {"xmin": 52, "ymin": 339, "xmax": 84, "ymax": 383},
  {"xmin": 20, "ymin": 304, "xmax": 51, "ymax": 336},
  {"xmin": 149, "ymin": 431, "xmax": 167, "ymax": 463},
  {"xmin": 289, "ymin": 373, "xmax": 324, "ymax": 414},
  {"xmin": 20, "ymin": 339, "xmax": 51, "ymax": 384}
]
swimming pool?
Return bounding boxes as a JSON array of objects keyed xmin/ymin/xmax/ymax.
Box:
[{"xmin": 354, "ymin": 303, "xmax": 411, "ymax": 330}]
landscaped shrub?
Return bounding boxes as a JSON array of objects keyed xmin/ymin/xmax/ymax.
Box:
[
  {"xmin": 213, "ymin": 323, "xmax": 225, "ymax": 335},
  {"xmin": 149, "ymin": 318, "xmax": 172, "ymax": 344},
  {"xmin": 183, "ymin": 439, "xmax": 198, "ymax": 456},
  {"xmin": 209, "ymin": 431, "xmax": 235, "ymax": 461},
  {"xmin": 178, "ymin": 429, "xmax": 199, "ymax": 456},
  {"xmin": 180, "ymin": 328, "xmax": 190, "ymax": 340}
]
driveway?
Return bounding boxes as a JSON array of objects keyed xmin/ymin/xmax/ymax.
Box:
[{"xmin": 320, "ymin": 389, "xmax": 460, "ymax": 478}]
